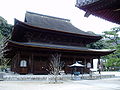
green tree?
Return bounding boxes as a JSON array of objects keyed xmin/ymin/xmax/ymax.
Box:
[
  {"xmin": 103, "ymin": 27, "xmax": 120, "ymax": 45},
  {"xmin": 87, "ymin": 39, "xmax": 108, "ymax": 49},
  {"xmin": 0, "ymin": 16, "xmax": 13, "ymax": 37},
  {"xmin": 87, "ymin": 31, "xmax": 108, "ymax": 49},
  {"xmin": 103, "ymin": 27, "xmax": 120, "ymax": 70}
]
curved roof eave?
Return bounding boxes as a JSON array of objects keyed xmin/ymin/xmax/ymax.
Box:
[
  {"xmin": 76, "ymin": 0, "xmax": 120, "ymax": 24},
  {"xmin": 8, "ymin": 40, "xmax": 116, "ymax": 56},
  {"xmin": 14, "ymin": 19, "xmax": 102, "ymax": 40}
]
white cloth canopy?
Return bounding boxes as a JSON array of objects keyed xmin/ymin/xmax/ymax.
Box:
[{"xmin": 69, "ymin": 62, "xmax": 84, "ymax": 67}]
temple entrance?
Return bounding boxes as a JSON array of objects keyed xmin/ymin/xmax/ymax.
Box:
[{"xmin": 33, "ymin": 56, "xmax": 49, "ymax": 75}]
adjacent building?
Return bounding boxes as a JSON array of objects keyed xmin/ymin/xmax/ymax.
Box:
[{"xmin": 76, "ymin": 0, "xmax": 120, "ymax": 24}]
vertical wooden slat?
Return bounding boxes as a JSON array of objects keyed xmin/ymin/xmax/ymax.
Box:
[
  {"xmin": 16, "ymin": 52, "xmax": 20, "ymax": 73},
  {"xmin": 28, "ymin": 55, "xmax": 31, "ymax": 74},
  {"xmin": 11, "ymin": 54, "xmax": 17, "ymax": 72},
  {"xmin": 98, "ymin": 57, "xmax": 101, "ymax": 74},
  {"xmin": 84, "ymin": 57, "xmax": 87, "ymax": 69},
  {"xmin": 31, "ymin": 53, "xmax": 34, "ymax": 74}
]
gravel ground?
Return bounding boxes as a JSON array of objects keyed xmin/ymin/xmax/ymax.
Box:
[{"xmin": 0, "ymin": 78, "xmax": 120, "ymax": 90}]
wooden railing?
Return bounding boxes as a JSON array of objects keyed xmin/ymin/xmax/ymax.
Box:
[{"xmin": 76, "ymin": 0, "xmax": 99, "ymax": 7}]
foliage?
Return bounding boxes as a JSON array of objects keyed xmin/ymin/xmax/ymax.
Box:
[
  {"xmin": 105, "ymin": 57, "xmax": 120, "ymax": 71},
  {"xmin": 0, "ymin": 41, "xmax": 10, "ymax": 72},
  {"xmin": 105, "ymin": 58, "xmax": 120, "ymax": 67},
  {"xmin": 0, "ymin": 58, "xmax": 10, "ymax": 72},
  {"xmin": 87, "ymin": 39, "xmax": 108, "ymax": 49},
  {"xmin": 0, "ymin": 16, "xmax": 12, "ymax": 71},
  {"xmin": 102, "ymin": 27, "xmax": 120, "ymax": 70},
  {"xmin": 87, "ymin": 31, "xmax": 109, "ymax": 49},
  {"xmin": 87, "ymin": 27, "xmax": 120, "ymax": 71},
  {"xmin": 103, "ymin": 27, "xmax": 120, "ymax": 45},
  {"xmin": 87, "ymin": 31, "xmax": 97, "ymax": 35},
  {"xmin": 0, "ymin": 16, "xmax": 13, "ymax": 37}
]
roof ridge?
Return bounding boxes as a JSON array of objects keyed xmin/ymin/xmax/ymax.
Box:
[
  {"xmin": 24, "ymin": 11, "xmax": 101, "ymax": 39},
  {"xmin": 26, "ymin": 11, "xmax": 70, "ymax": 22}
]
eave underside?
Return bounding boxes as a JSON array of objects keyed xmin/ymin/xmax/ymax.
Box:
[
  {"xmin": 6, "ymin": 40, "xmax": 115, "ymax": 57},
  {"xmin": 76, "ymin": 0, "xmax": 120, "ymax": 24},
  {"xmin": 13, "ymin": 19, "xmax": 102, "ymax": 40}
]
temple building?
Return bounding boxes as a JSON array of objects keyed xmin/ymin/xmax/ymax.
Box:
[
  {"xmin": 5, "ymin": 11, "xmax": 115, "ymax": 75},
  {"xmin": 76, "ymin": 0, "xmax": 120, "ymax": 24}
]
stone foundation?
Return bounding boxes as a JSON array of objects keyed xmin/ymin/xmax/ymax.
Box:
[{"xmin": 3, "ymin": 74, "xmax": 115, "ymax": 81}]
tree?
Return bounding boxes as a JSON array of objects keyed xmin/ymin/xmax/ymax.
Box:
[
  {"xmin": 0, "ymin": 16, "xmax": 13, "ymax": 37},
  {"xmin": 0, "ymin": 16, "xmax": 12, "ymax": 71},
  {"xmin": 103, "ymin": 27, "xmax": 120, "ymax": 45},
  {"xmin": 102, "ymin": 27, "xmax": 120, "ymax": 70},
  {"xmin": 0, "ymin": 40, "xmax": 10, "ymax": 72},
  {"xmin": 49, "ymin": 53, "xmax": 64, "ymax": 83},
  {"xmin": 87, "ymin": 39, "xmax": 108, "ymax": 49},
  {"xmin": 87, "ymin": 31, "xmax": 109, "ymax": 49}
]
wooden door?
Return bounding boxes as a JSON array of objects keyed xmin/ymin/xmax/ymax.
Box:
[{"xmin": 33, "ymin": 57, "xmax": 49, "ymax": 75}]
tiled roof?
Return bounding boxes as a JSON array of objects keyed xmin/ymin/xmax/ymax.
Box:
[{"xmin": 24, "ymin": 11, "xmax": 100, "ymax": 37}]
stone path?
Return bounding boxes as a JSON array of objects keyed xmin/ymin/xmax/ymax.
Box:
[{"xmin": 0, "ymin": 78, "xmax": 120, "ymax": 90}]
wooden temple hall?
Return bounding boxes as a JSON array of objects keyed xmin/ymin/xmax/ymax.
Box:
[{"xmin": 5, "ymin": 11, "xmax": 115, "ymax": 75}]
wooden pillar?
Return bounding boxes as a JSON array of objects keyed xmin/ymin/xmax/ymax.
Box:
[
  {"xmin": 90, "ymin": 58, "xmax": 93, "ymax": 68},
  {"xmin": 31, "ymin": 53, "xmax": 34, "ymax": 74},
  {"xmin": 16, "ymin": 52, "xmax": 20, "ymax": 73},
  {"xmin": 83, "ymin": 57, "xmax": 86, "ymax": 73},
  {"xmin": 28, "ymin": 53, "xmax": 34, "ymax": 74},
  {"xmin": 28, "ymin": 55, "xmax": 31, "ymax": 74},
  {"xmin": 98, "ymin": 57, "xmax": 101, "ymax": 74},
  {"xmin": 84, "ymin": 57, "xmax": 87, "ymax": 69},
  {"xmin": 11, "ymin": 54, "xmax": 17, "ymax": 72}
]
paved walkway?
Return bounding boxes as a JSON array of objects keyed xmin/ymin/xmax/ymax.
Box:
[
  {"xmin": 95, "ymin": 71, "xmax": 120, "ymax": 77},
  {"xmin": 0, "ymin": 78, "xmax": 120, "ymax": 90},
  {"xmin": 0, "ymin": 71, "xmax": 120, "ymax": 90}
]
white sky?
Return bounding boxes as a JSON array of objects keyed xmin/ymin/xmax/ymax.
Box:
[{"xmin": 0, "ymin": 0, "xmax": 119, "ymax": 34}]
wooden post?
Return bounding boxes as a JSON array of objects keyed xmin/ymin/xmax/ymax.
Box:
[
  {"xmin": 28, "ymin": 55, "xmax": 31, "ymax": 74},
  {"xmin": 31, "ymin": 53, "xmax": 34, "ymax": 74},
  {"xmin": 98, "ymin": 57, "xmax": 101, "ymax": 74},
  {"xmin": 11, "ymin": 54, "xmax": 17, "ymax": 72},
  {"xmin": 16, "ymin": 52, "xmax": 20, "ymax": 73},
  {"xmin": 83, "ymin": 57, "xmax": 87, "ymax": 75},
  {"xmin": 84, "ymin": 57, "xmax": 86, "ymax": 69}
]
